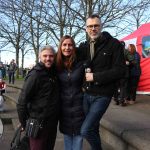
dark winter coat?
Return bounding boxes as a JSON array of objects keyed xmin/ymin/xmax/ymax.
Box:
[
  {"xmin": 123, "ymin": 48, "xmax": 135, "ymax": 78},
  {"xmin": 8, "ymin": 62, "xmax": 17, "ymax": 72},
  {"xmin": 78, "ymin": 32, "xmax": 126, "ymax": 97},
  {"xmin": 58, "ymin": 60, "xmax": 85, "ymax": 135},
  {"xmin": 17, "ymin": 62, "xmax": 59, "ymax": 128},
  {"xmin": 129, "ymin": 51, "xmax": 141, "ymax": 77}
]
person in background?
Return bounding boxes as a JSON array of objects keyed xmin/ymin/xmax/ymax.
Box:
[
  {"xmin": 22, "ymin": 68, "xmax": 27, "ymax": 78},
  {"xmin": 0, "ymin": 78, "xmax": 6, "ymax": 112},
  {"xmin": 0, "ymin": 78, "xmax": 6, "ymax": 95},
  {"xmin": 17, "ymin": 45, "xmax": 59, "ymax": 150},
  {"xmin": 114, "ymin": 41, "xmax": 135, "ymax": 106},
  {"xmin": 0, "ymin": 63, "xmax": 6, "ymax": 79},
  {"xmin": 7, "ymin": 59, "xmax": 17, "ymax": 84},
  {"xmin": 56, "ymin": 35, "xmax": 85, "ymax": 150},
  {"xmin": 127, "ymin": 44, "xmax": 141, "ymax": 104},
  {"xmin": 78, "ymin": 14, "xmax": 125, "ymax": 150},
  {"xmin": 0, "ymin": 69, "xmax": 2, "ymax": 79}
]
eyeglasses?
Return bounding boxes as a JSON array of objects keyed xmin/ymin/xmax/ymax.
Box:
[{"xmin": 86, "ymin": 24, "xmax": 100, "ymax": 30}]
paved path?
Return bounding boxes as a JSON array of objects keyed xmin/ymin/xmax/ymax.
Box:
[
  {"xmin": 2, "ymin": 80, "xmax": 150, "ymax": 150},
  {"xmin": 101, "ymin": 94, "xmax": 150, "ymax": 150},
  {"xmin": 0, "ymin": 118, "xmax": 3, "ymax": 138}
]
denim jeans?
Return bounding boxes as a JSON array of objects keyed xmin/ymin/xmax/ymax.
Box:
[
  {"xmin": 80, "ymin": 93, "xmax": 111, "ymax": 150},
  {"xmin": 64, "ymin": 134, "xmax": 83, "ymax": 150},
  {"xmin": 8, "ymin": 71, "xmax": 15, "ymax": 84}
]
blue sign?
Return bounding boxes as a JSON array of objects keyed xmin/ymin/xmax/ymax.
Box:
[{"xmin": 142, "ymin": 36, "xmax": 150, "ymax": 58}]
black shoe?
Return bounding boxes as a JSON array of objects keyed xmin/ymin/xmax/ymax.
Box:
[
  {"xmin": 115, "ymin": 101, "xmax": 119, "ymax": 105},
  {"xmin": 121, "ymin": 102, "xmax": 127, "ymax": 106}
]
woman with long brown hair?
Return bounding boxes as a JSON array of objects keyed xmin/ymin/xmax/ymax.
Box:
[
  {"xmin": 127, "ymin": 44, "xmax": 141, "ymax": 104},
  {"xmin": 56, "ymin": 35, "xmax": 85, "ymax": 150}
]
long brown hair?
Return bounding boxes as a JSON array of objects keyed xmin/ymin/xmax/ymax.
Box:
[
  {"xmin": 56, "ymin": 35, "xmax": 76, "ymax": 71},
  {"xmin": 128, "ymin": 44, "xmax": 136, "ymax": 54}
]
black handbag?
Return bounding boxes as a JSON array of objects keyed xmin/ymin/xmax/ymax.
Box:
[
  {"xmin": 25, "ymin": 118, "xmax": 43, "ymax": 138},
  {"xmin": 10, "ymin": 126, "xmax": 30, "ymax": 150}
]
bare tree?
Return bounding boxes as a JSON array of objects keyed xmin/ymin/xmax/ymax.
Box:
[
  {"xmin": 108, "ymin": 0, "xmax": 150, "ymax": 37},
  {"xmin": 62, "ymin": 0, "xmax": 150, "ymax": 38},
  {"xmin": 41, "ymin": 0, "xmax": 85, "ymax": 46},
  {"xmin": 20, "ymin": 0, "xmax": 47, "ymax": 62},
  {"xmin": 124, "ymin": 0, "xmax": 150, "ymax": 32},
  {"xmin": 0, "ymin": 0, "xmax": 28, "ymax": 77},
  {"xmin": 0, "ymin": 0, "xmax": 150, "ymax": 69}
]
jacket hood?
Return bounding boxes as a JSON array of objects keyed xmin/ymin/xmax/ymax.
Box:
[
  {"xmin": 34, "ymin": 62, "xmax": 56, "ymax": 73},
  {"xmin": 33, "ymin": 62, "xmax": 46, "ymax": 71},
  {"xmin": 25, "ymin": 62, "xmax": 55, "ymax": 80}
]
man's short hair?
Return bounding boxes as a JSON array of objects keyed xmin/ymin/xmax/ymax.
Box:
[
  {"xmin": 86, "ymin": 14, "xmax": 101, "ymax": 26},
  {"xmin": 39, "ymin": 45, "xmax": 55, "ymax": 54},
  {"xmin": 87, "ymin": 14, "xmax": 100, "ymax": 19}
]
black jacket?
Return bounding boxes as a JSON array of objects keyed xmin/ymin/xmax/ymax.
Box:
[
  {"xmin": 58, "ymin": 60, "xmax": 85, "ymax": 135},
  {"xmin": 129, "ymin": 51, "xmax": 141, "ymax": 77},
  {"xmin": 78, "ymin": 32, "xmax": 126, "ymax": 96},
  {"xmin": 17, "ymin": 62, "xmax": 59, "ymax": 128}
]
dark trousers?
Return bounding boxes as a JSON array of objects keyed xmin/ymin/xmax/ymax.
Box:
[
  {"xmin": 8, "ymin": 71, "xmax": 15, "ymax": 84},
  {"xmin": 80, "ymin": 93, "xmax": 111, "ymax": 150},
  {"xmin": 30, "ymin": 122, "xmax": 57, "ymax": 150},
  {"xmin": 127, "ymin": 76, "xmax": 140, "ymax": 101},
  {"xmin": 113, "ymin": 78, "xmax": 129, "ymax": 103},
  {"xmin": 113, "ymin": 82, "xmax": 120, "ymax": 100},
  {"xmin": 119, "ymin": 78, "xmax": 129, "ymax": 102},
  {"xmin": 0, "ymin": 89, "xmax": 5, "ymax": 95}
]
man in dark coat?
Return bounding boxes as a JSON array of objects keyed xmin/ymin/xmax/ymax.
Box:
[
  {"xmin": 17, "ymin": 45, "xmax": 59, "ymax": 150},
  {"xmin": 78, "ymin": 14, "xmax": 125, "ymax": 150},
  {"xmin": 7, "ymin": 59, "xmax": 17, "ymax": 84}
]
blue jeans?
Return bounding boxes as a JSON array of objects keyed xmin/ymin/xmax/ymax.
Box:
[
  {"xmin": 8, "ymin": 71, "xmax": 15, "ymax": 84},
  {"xmin": 64, "ymin": 134, "xmax": 83, "ymax": 150},
  {"xmin": 80, "ymin": 93, "xmax": 111, "ymax": 150}
]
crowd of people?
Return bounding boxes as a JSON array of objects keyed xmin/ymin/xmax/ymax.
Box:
[
  {"xmin": 8, "ymin": 14, "xmax": 141, "ymax": 150},
  {"xmin": 0, "ymin": 59, "xmax": 17, "ymax": 83},
  {"xmin": 0, "ymin": 59, "xmax": 31, "ymax": 85},
  {"xmin": 0, "ymin": 59, "xmax": 17, "ymax": 112}
]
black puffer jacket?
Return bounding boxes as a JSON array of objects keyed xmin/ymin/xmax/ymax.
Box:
[
  {"xmin": 17, "ymin": 62, "xmax": 59, "ymax": 128},
  {"xmin": 58, "ymin": 60, "xmax": 85, "ymax": 135},
  {"xmin": 78, "ymin": 32, "xmax": 126, "ymax": 96}
]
